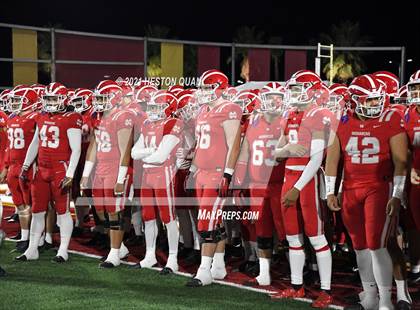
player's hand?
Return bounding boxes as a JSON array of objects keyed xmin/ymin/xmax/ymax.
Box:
[
  {"xmin": 60, "ymin": 177, "xmax": 73, "ymax": 190},
  {"xmin": 176, "ymin": 147, "xmax": 188, "ymax": 160},
  {"xmin": 411, "ymin": 168, "xmax": 420, "ymax": 185},
  {"xmin": 19, "ymin": 166, "xmax": 29, "ymax": 183},
  {"xmin": 282, "ymin": 187, "xmax": 300, "ymax": 207},
  {"xmin": 327, "ymin": 194, "xmax": 341, "ymax": 211},
  {"xmin": 286, "ymin": 144, "xmax": 307, "ymax": 157},
  {"xmin": 0, "ymin": 168, "xmax": 8, "ymax": 183},
  {"xmin": 217, "ymin": 173, "xmax": 232, "ymax": 198},
  {"xmin": 80, "ymin": 177, "xmax": 89, "ymax": 195},
  {"xmin": 386, "ymin": 197, "xmax": 401, "ymax": 217},
  {"xmin": 114, "ymin": 183, "xmax": 125, "ymax": 196}
]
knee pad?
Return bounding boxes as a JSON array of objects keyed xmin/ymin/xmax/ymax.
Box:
[
  {"xmin": 257, "ymin": 236, "xmax": 273, "ymax": 250},
  {"xmin": 308, "ymin": 235, "xmax": 329, "ymax": 252},
  {"xmin": 199, "ymin": 229, "xmax": 223, "ymax": 244},
  {"xmin": 108, "ymin": 212, "xmax": 124, "ymax": 230},
  {"xmin": 286, "ymin": 234, "xmax": 304, "ymax": 250}
]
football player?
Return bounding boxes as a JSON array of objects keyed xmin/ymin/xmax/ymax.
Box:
[
  {"xmin": 16, "ymin": 82, "xmax": 82, "ymax": 263},
  {"xmin": 186, "ymin": 69, "xmax": 242, "ymax": 287},
  {"xmin": 131, "ymin": 90, "xmax": 182, "ymax": 274},
  {"xmin": 234, "ymin": 87, "xmax": 286, "ymax": 287},
  {"xmin": 81, "ymin": 80, "xmax": 134, "ymax": 268},
  {"xmin": 1, "ymin": 86, "xmax": 38, "ymax": 253},
  {"xmin": 325, "ymin": 74, "xmax": 408, "ymax": 310},
  {"xmin": 405, "ymin": 70, "xmax": 420, "ymax": 285},
  {"xmin": 272, "ymin": 70, "xmax": 336, "ymax": 307}
]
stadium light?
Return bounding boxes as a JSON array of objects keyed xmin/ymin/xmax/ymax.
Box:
[{"xmin": 407, "ymin": 59, "xmax": 413, "ymax": 62}]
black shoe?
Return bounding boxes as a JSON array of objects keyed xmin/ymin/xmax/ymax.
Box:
[
  {"xmin": 71, "ymin": 227, "xmax": 85, "ymax": 238},
  {"xmin": 99, "ymin": 255, "xmax": 107, "ymax": 262},
  {"xmin": 186, "ymin": 278, "xmax": 203, "ymax": 287},
  {"xmin": 124, "ymin": 235, "xmax": 144, "ymax": 247},
  {"xmin": 39, "ymin": 241, "xmax": 54, "ymax": 252},
  {"xmin": 99, "ymin": 261, "xmax": 116, "ymax": 269},
  {"xmin": 7, "ymin": 213, "xmax": 19, "ymax": 223},
  {"xmin": 344, "ymin": 303, "xmax": 365, "ymax": 310},
  {"xmin": 10, "ymin": 232, "xmax": 22, "ymax": 241},
  {"xmin": 130, "ymin": 263, "xmax": 142, "ymax": 269},
  {"xmin": 160, "ymin": 267, "xmax": 174, "ymax": 275},
  {"xmin": 15, "ymin": 254, "xmax": 29, "ymax": 261},
  {"xmin": 396, "ymin": 300, "xmax": 412, "ymax": 310},
  {"xmin": 52, "ymin": 256, "xmax": 66, "ymax": 263},
  {"xmin": 16, "ymin": 240, "xmax": 29, "ymax": 253},
  {"xmin": 0, "ymin": 266, "xmax": 5, "ymax": 277}
]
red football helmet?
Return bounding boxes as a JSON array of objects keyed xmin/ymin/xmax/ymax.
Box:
[
  {"xmin": 233, "ymin": 89, "xmax": 261, "ymax": 115},
  {"xmin": 394, "ymin": 85, "xmax": 408, "ymax": 105},
  {"xmin": 147, "ymin": 90, "xmax": 178, "ymax": 121},
  {"xmin": 349, "ymin": 74, "xmax": 386, "ymax": 118},
  {"xmin": 285, "ymin": 70, "xmax": 322, "ymax": 106},
  {"xmin": 197, "ymin": 69, "xmax": 229, "ymax": 104},
  {"xmin": 260, "ymin": 82, "xmax": 285, "ymax": 112},
  {"xmin": 8, "ymin": 85, "xmax": 39, "ymax": 113},
  {"xmin": 92, "ymin": 80, "xmax": 122, "ymax": 112},
  {"xmin": 222, "ymin": 86, "xmax": 238, "ymax": 101},
  {"xmin": 168, "ymin": 84, "xmax": 184, "ymax": 96},
  {"xmin": 407, "ymin": 70, "xmax": 420, "ymax": 105},
  {"xmin": 328, "ymin": 83, "xmax": 349, "ymax": 112},
  {"xmin": 42, "ymin": 82, "xmax": 68, "ymax": 113},
  {"xmin": 176, "ymin": 89, "xmax": 197, "ymax": 121},
  {"xmin": 0, "ymin": 89, "xmax": 11, "ymax": 111},
  {"xmin": 373, "ymin": 71, "xmax": 399, "ymax": 97},
  {"xmin": 69, "ymin": 88, "xmax": 93, "ymax": 113},
  {"xmin": 135, "ymin": 84, "xmax": 158, "ymax": 103}
]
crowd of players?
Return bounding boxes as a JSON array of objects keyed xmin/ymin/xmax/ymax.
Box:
[{"xmin": 0, "ymin": 68, "xmax": 419, "ymax": 310}]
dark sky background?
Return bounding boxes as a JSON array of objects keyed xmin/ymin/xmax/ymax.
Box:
[{"xmin": 1, "ymin": 0, "xmax": 419, "ymax": 84}]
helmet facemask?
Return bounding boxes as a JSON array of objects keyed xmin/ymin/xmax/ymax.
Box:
[
  {"xmin": 196, "ymin": 83, "xmax": 221, "ymax": 105},
  {"xmin": 353, "ymin": 94, "xmax": 385, "ymax": 118},
  {"xmin": 408, "ymin": 83, "xmax": 420, "ymax": 105},
  {"xmin": 146, "ymin": 102, "xmax": 167, "ymax": 121},
  {"xmin": 261, "ymin": 93, "xmax": 284, "ymax": 113},
  {"xmin": 42, "ymin": 94, "xmax": 66, "ymax": 113},
  {"xmin": 92, "ymin": 93, "xmax": 114, "ymax": 112},
  {"xmin": 285, "ymin": 82, "xmax": 313, "ymax": 107},
  {"xmin": 69, "ymin": 96, "xmax": 89, "ymax": 113}
]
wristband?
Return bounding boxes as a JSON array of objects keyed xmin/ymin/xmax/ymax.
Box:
[
  {"xmin": 325, "ymin": 175, "xmax": 336, "ymax": 196},
  {"xmin": 392, "ymin": 175, "xmax": 406, "ymax": 200},
  {"xmin": 82, "ymin": 161, "xmax": 94, "ymax": 178},
  {"xmin": 117, "ymin": 166, "xmax": 128, "ymax": 184},
  {"xmin": 224, "ymin": 167, "xmax": 234, "ymax": 176}
]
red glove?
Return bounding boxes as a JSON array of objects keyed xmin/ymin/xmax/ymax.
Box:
[{"xmin": 217, "ymin": 173, "xmax": 232, "ymax": 198}]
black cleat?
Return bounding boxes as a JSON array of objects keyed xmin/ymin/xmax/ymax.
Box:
[
  {"xmin": 52, "ymin": 256, "xmax": 67, "ymax": 263},
  {"xmin": 15, "ymin": 254, "xmax": 29, "ymax": 261},
  {"xmin": 99, "ymin": 255, "xmax": 107, "ymax": 262},
  {"xmin": 344, "ymin": 303, "xmax": 365, "ymax": 310},
  {"xmin": 16, "ymin": 240, "xmax": 29, "ymax": 253},
  {"xmin": 186, "ymin": 278, "xmax": 203, "ymax": 287},
  {"xmin": 39, "ymin": 241, "xmax": 54, "ymax": 252},
  {"xmin": 129, "ymin": 263, "xmax": 142, "ymax": 269},
  {"xmin": 396, "ymin": 300, "xmax": 412, "ymax": 310},
  {"xmin": 99, "ymin": 261, "xmax": 116, "ymax": 269},
  {"xmin": 160, "ymin": 267, "xmax": 174, "ymax": 275},
  {"xmin": 9, "ymin": 232, "xmax": 22, "ymax": 241},
  {"xmin": 7, "ymin": 213, "xmax": 19, "ymax": 223},
  {"xmin": 0, "ymin": 266, "xmax": 5, "ymax": 277}
]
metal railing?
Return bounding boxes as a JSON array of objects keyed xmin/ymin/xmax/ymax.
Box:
[{"xmin": 0, "ymin": 22, "xmax": 407, "ymax": 89}]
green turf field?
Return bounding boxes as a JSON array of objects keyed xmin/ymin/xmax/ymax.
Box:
[{"xmin": 0, "ymin": 241, "xmax": 312, "ymax": 309}]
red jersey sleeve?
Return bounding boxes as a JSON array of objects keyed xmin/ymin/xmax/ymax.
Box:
[
  {"xmin": 65, "ymin": 112, "xmax": 83, "ymax": 130},
  {"xmin": 385, "ymin": 109, "xmax": 405, "ymax": 137},
  {"xmin": 115, "ymin": 111, "xmax": 135, "ymax": 131},
  {"xmin": 163, "ymin": 118, "xmax": 184, "ymax": 137}
]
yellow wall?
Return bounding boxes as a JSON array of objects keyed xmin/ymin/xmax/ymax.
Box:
[{"xmin": 12, "ymin": 29, "xmax": 38, "ymax": 85}]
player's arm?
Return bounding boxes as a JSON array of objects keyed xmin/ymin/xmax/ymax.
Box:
[
  {"xmin": 388, "ymin": 132, "xmax": 409, "ymax": 216},
  {"xmin": 80, "ymin": 130, "xmax": 97, "ymax": 189},
  {"xmin": 0, "ymin": 146, "xmax": 10, "ymax": 183},
  {"xmin": 131, "ymin": 134, "xmax": 155, "ymax": 160},
  {"xmin": 324, "ymin": 133, "xmax": 342, "ymax": 211},
  {"xmin": 142, "ymin": 134, "xmax": 180, "ymax": 165},
  {"xmin": 218, "ymin": 119, "xmax": 242, "ymax": 197},
  {"xmin": 60, "ymin": 127, "xmax": 82, "ymax": 189},
  {"xmin": 274, "ymin": 129, "xmax": 307, "ymax": 159},
  {"xmin": 20, "ymin": 126, "xmax": 40, "ymax": 181},
  {"xmin": 233, "ymin": 137, "xmax": 249, "ymax": 188},
  {"xmin": 115, "ymin": 127, "xmax": 133, "ymax": 195},
  {"xmin": 282, "ymin": 130, "xmax": 325, "ymax": 206}
]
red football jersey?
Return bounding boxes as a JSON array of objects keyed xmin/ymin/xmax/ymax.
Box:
[
  {"xmin": 245, "ymin": 113, "xmax": 286, "ymax": 184},
  {"xmin": 404, "ymin": 106, "xmax": 420, "ymax": 170},
  {"xmin": 194, "ymin": 102, "xmax": 242, "ymax": 171},
  {"xmin": 141, "ymin": 117, "xmax": 184, "ymax": 168},
  {"xmin": 0, "ymin": 111, "xmax": 8, "ymax": 170},
  {"xmin": 6, "ymin": 112, "xmax": 37, "ymax": 164},
  {"xmin": 337, "ymin": 109, "xmax": 405, "ymax": 189},
  {"xmin": 36, "ymin": 112, "xmax": 83, "ymax": 163},
  {"xmin": 94, "ymin": 109, "xmax": 135, "ymax": 166},
  {"xmin": 284, "ymin": 106, "xmax": 336, "ymax": 168}
]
